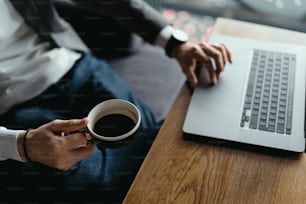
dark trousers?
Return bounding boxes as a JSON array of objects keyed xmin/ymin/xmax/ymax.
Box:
[{"xmin": 0, "ymin": 53, "xmax": 161, "ymax": 203}]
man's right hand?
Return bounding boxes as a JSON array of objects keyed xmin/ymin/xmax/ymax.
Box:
[{"xmin": 17, "ymin": 118, "xmax": 96, "ymax": 171}]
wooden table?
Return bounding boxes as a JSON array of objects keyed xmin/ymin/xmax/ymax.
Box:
[{"xmin": 123, "ymin": 18, "xmax": 306, "ymax": 204}]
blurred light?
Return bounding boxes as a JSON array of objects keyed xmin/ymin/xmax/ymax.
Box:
[
  {"xmin": 201, "ymin": 27, "xmax": 213, "ymax": 42},
  {"xmin": 178, "ymin": 11, "xmax": 190, "ymax": 20},
  {"xmin": 294, "ymin": 0, "xmax": 302, "ymax": 7},
  {"xmin": 162, "ymin": 8, "xmax": 216, "ymax": 44},
  {"xmin": 184, "ymin": 23, "xmax": 196, "ymax": 35},
  {"xmin": 163, "ymin": 9, "xmax": 176, "ymax": 21},
  {"xmin": 275, "ymin": 0, "xmax": 284, "ymax": 9}
]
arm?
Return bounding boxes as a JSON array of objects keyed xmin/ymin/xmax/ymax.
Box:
[
  {"xmin": 71, "ymin": 0, "xmax": 233, "ymax": 87},
  {"xmin": 0, "ymin": 118, "xmax": 96, "ymax": 171},
  {"xmin": 71, "ymin": 0, "xmax": 168, "ymax": 43}
]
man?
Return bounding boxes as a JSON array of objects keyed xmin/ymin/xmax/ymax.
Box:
[{"xmin": 0, "ymin": 0, "xmax": 232, "ymax": 202}]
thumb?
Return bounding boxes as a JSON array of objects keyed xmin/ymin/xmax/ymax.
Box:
[{"xmin": 48, "ymin": 118, "xmax": 88, "ymax": 133}]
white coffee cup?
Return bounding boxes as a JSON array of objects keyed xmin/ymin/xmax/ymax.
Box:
[{"xmin": 86, "ymin": 99, "xmax": 141, "ymax": 145}]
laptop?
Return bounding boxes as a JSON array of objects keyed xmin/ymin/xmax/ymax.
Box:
[{"xmin": 183, "ymin": 34, "xmax": 306, "ymax": 152}]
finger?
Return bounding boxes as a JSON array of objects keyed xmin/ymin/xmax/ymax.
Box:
[
  {"xmin": 211, "ymin": 44, "xmax": 229, "ymax": 79},
  {"xmin": 212, "ymin": 43, "xmax": 227, "ymax": 66},
  {"xmin": 48, "ymin": 118, "xmax": 88, "ymax": 133},
  {"xmin": 65, "ymin": 132, "xmax": 88, "ymax": 150},
  {"xmin": 60, "ymin": 143, "xmax": 96, "ymax": 170},
  {"xmin": 213, "ymin": 43, "xmax": 233, "ymax": 63},
  {"xmin": 191, "ymin": 46, "xmax": 218, "ymax": 85},
  {"xmin": 184, "ymin": 63, "xmax": 198, "ymax": 89},
  {"xmin": 181, "ymin": 58, "xmax": 198, "ymax": 88},
  {"xmin": 219, "ymin": 43, "xmax": 233, "ymax": 64},
  {"xmin": 200, "ymin": 43, "xmax": 224, "ymax": 78},
  {"xmin": 71, "ymin": 143, "xmax": 96, "ymax": 160},
  {"xmin": 204, "ymin": 59, "xmax": 218, "ymax": 85}
]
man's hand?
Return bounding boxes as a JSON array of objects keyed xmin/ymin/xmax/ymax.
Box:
[
  {"xmin": 172, "ymin": 42, "xmax": 232, "ymax": 88},
  {"xmin": 17, "ymin": 118, "xmax": 96, "ymax": 171}
]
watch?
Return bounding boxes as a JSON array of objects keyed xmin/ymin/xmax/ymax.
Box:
[{"xmin": 165, "ymin": 29, "xmax": 189, "ymax": 57}]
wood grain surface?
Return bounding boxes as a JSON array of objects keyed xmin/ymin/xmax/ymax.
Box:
[{"xmin": 123, "ymin": 18, "xmax": 306, "ymax": 204}]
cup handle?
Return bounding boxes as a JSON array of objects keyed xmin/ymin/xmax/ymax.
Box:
[{"xmin": 86, "ymin": 138, "xmax": 98, "ymax": 144}]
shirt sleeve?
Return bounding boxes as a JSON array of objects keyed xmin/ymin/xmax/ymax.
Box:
[{"xmin": 0, "ymin": 127, "xmax": 24, "ymax": 162}]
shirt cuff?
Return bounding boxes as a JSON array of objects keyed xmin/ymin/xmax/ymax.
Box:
[
  {"xmin": 155, "ymin": 25, "xmax": 175, "ymax": 48},
  {"xmin": 0, "ymin": 127, "xmax": 24, "ymax": 162}
]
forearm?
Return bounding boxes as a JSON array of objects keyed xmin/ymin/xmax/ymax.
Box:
[{"xmin": 72, "ymin": 0, "xmax": 169, "ymax": 43}]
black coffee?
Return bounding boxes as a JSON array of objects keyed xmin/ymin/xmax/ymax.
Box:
[{"xmin": 93, "ymin": 114, "xmax": 136, "ymax": 137}]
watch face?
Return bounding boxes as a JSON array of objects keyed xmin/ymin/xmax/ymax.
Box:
[{"xmin": 173, "ymin": 29, "xmax": 189, "ymax": 42}]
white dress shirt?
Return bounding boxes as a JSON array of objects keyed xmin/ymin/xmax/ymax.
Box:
[
  {"xmin": 0, "ymin": 0, "xmax": 176, "ymax": 162},
  {"xmin": 0, "ymin": 0, "xmax": 81, "ymax": 161}
]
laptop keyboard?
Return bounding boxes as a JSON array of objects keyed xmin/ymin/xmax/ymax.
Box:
[{"xmin": 240, "ymin": 49, "xmax": 296, "ymax": 135}]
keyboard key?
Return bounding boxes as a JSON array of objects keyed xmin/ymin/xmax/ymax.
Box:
[{"xmin": 241, "ymin": 49, "xmax": 295, "ymax": 136}]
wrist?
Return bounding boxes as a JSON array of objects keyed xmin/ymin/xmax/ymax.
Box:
[
  {"xmin": 171, "ymin": 42, "xmax": 186, "ymax": 59},
  {"xmin": 165, "ymin": 29, "xmax": 189, "ymax": 57},
  {"xmin": 17, "ymin": 129, "xmax": 32, "ymax": 162},
  {"xmin": 17, "ymin": 131, "xmax": 27, "ymax": 161}
]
